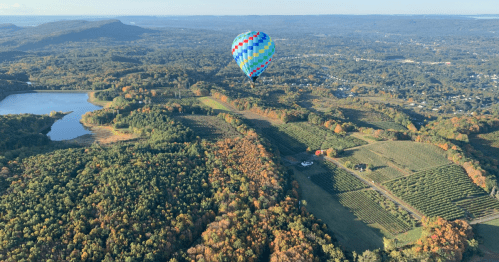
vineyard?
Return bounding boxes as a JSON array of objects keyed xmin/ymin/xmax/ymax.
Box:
[
  {"xmin": 363, "ymin": 190, "xmax": 415, "ymax": 227},
  {"xmin": 455, "ymin": 195, "xmax": 499, "ymax": 218},
  {"xmin": 262, "ymin": 126, "xmax": 302, "ymax": 155},
  {"xmin": 337, "ymin": 190, "xmax": 413, "ymax": 235},
  {"xmin": 369, "ymin": 121, "xmax": 407, "ymax": 131},
  {"xmin": 310, "ymin": 161, "xmax": 368, "ymax": 194},
  {"xmin": 263, "ymin": 122, "xmax": 366, "ymax": 155},
  {"xmin": 309, "ymin": 161, "xmax": 413, "ymax": 235},
  {"xmin": 384, "ymin": 164, "xmax": 492, "ymax": 220},
  {"xmin": 339, "ymin": 141, "xmax": 451, "ymax": 183},
  {"xmin": 365, "ymin": 141, "xmax": 450, "ymax": 173}
]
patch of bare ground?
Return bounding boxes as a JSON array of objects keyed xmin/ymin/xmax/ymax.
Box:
[{"xmin": 64, "ymin": 125, "xmax": 137, "ymax": 146}]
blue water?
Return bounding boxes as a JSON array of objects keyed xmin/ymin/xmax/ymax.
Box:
[{"xmin": 0, "ymin": 92, "xmax": 102, "ymax": 141}]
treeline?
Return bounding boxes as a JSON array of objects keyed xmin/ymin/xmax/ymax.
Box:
[
  {"xmin": 0, "ymin": 113, "xmax": 61, "ymax": 152},
  {"xmin": 416, "ymin": 115, "xmax": 499, "ymax": 191},
  {"xmin": 212, "ymin": 91, "xmax": 308, "ymax": 123},
  {"xmin": 0, "ymin": 74, "xmax": 33, "ymax": 101}
]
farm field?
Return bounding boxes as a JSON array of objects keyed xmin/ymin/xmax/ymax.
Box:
[
  {"xmin": 455, "ymin": 195, "xmax": 499, "ymax": 218},
  {"xmin": 292, "ymin": 166, "xmax": 385, "ymax": 252},
  {"xmin": 310, "ymin": 161, "xmax": 369, "ymax": 194},
  {"xmin": 337, "ymin": 190, "xmax": 412, "ymax": 235},
  {"xmin": 309, "ymin": 161, "xmax": 415, "ymax": 236},
  {"xmin": 340, "ymin": 107, "xmax": 407, "ymax": 131},
  {"xmin": 174, "ymin": 114, "xmax": 240, "ymax": 141},
  {"xmin": 384, "ymin": 164, "xmax": 494, "ymax": 220},
  {"xmin": 197, "ymin": 97, "xmax": 231, "ymax": 111},
  {"xmin": 339, "ymin": 141, "xmax": 451, "ymax": 183},
  {"xmin": 264, "ymin": 122, "xmax": 367, "ymax": 155},
  {"xmin": 476, "ymin": 218, "xmax": 499, "ymax": 253},
  {"xmin": 369, "ymin": 121, "xmax": 407, "ymax": 131}
]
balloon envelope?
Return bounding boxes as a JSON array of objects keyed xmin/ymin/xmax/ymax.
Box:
[{"xmin": 232, "ymin": 31, "xmax": 275, "ymax": 82}]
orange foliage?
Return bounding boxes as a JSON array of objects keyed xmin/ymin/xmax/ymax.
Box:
[
  {"xmin": 407, "ymin": 123, "xmax": 418, "ymax": 132},
  {"xmin": 122, "ymin": 86, "xmax": 132, "ymax": 93},
  {"xmin": 334, "ymin": 124, "xmax": 344, "ymax": 134},
  {"xmin": 270, "ymin": 230, "xmax": 315, "ymax": 262},
  {"xmin": 438, "ymin": 143, "xmax": 449, "ymax": 151},
  {"xmin": 462, "ymin": 162, "xmax": 487, "ymax": 188},
  {"xmin": 413, "ymin": 217, "xmax": 473, "ymax": 262}
]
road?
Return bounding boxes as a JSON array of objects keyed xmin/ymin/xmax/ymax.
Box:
[
  {"xmin": 323, "ymin": 155, "xmax": 424, "ymax": 220},
  {"xmin": 210, "ymin": 96, "xmax": 499, "ymax": 224}
]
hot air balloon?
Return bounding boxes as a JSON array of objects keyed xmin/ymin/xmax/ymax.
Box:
[{"xmin": 231, "ymin": 31, "xmax": 275, "ymax": 88}]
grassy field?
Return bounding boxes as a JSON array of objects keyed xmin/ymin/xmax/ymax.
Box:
[
  {"xmin": 339, "ymin": 141, "xmax": 451, "ymax": 183},
  {"xmin": 395, "ymin": 227, "xmax": 423, "ymax": 246},
  {"xmin": 470, "ymin": 129, "xmax": 499, "ymax": 162},
  {"xmin": 476, "ymin": 218, "xmax": 499, "ymax": 253},
  {"xmin": 174, "ymin": 114, "xmax": 240, "ymax": 141},
  {"xmin": 384, "ymin": 164, "xmax": 490, "ymax": 220},
  {"xmin": 197, "ymin": 97, "xmax": 231, "ymax": 111}
]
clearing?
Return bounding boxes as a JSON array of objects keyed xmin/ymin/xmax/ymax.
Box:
[
  {"xmin": 174, "ymin": 114, "xmax": 240, "ymax": 141},
  {"xmin": 65, "ymin": 125, "xmax": 137, "ymax": 146},
  {"xmin": 197, "ymin": 97, "xmax": 231, "ymax": 111}
]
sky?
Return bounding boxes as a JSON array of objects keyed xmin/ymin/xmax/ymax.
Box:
[{"xmin": 0, "ymin": 0, "xmax": 498, "ymax": 16}]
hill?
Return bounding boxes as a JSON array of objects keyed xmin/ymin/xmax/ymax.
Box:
[
  {"xmin": 0, "ymin": 20, "xmax": 154, "ymax": 51},
  {"xmin": 0, "ymin": 23, "xmax": 21, "ymax": 32}
]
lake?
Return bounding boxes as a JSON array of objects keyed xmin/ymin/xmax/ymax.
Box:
[{"xmin": 0, "ymin": 92, "xmax": 102, "ymax": 141}]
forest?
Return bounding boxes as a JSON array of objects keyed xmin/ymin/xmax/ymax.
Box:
[{"xmin": 1, "ymin": 15, "xmax": 499, "ymax": 261}]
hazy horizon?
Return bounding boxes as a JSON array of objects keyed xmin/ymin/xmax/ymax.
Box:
[{"xmin": 0, "ymin": 0, "xmax": 498, "ymax": 16}]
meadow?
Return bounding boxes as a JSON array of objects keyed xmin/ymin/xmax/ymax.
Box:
[
  {"xmin": 197, "ymin": 97, "xmax": 230, "ymax": 111},
  {"xmin": 476, "ymin": 218, "xmax": 499, "ymax": 253}
]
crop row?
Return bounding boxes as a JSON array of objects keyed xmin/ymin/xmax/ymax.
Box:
[
  {"xmin": 337, "ymin": 191, "xmax": 412, "ymax": 235},
  {"xmin": 384, "ymin": 164, "xmax": 488, "ymax": 220},
  {"xmin": 263, "ymin": 127, "xmax": 305, "ymax": 155},
  {"xmin": 455, "ymin": 195, "xmax": 499, "ymax": 218},
  {"xmin": 271, "ymin": 122, "xmax": 366, "ymax": 153},
  {"xmin": 310, "ymin": 162, "xmax": 368, "ymax": 194}
]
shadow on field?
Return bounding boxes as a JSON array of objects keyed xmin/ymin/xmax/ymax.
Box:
[
  {"xmin": 477, "ymin": 223, "xmax": 499, "ymax": 253},
  {"xmin": 339, "ymin": 148, "xmax": 359, "ymax": 158}
]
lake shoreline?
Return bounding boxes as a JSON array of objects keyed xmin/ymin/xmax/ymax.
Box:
[
  {"xmin": 0, "ymin": 89, "xmax": 108, "ymax": 107},
  {"xmin": 0, "ymin": 92, "xmax": 103, "ymax": 141}
]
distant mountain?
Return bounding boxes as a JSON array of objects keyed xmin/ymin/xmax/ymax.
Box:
[
  {"xmin": 0, "ymin": 23, "xmax": 21, "ymax": 32},
  {"xmin": 0, "ymin": 19, "xmax": 155, "ymax": 51}
]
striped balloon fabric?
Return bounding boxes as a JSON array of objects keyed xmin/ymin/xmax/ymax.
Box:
[{"xmin": 231, "ymin": 31, "xmax": 275, "ymax": 85}]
